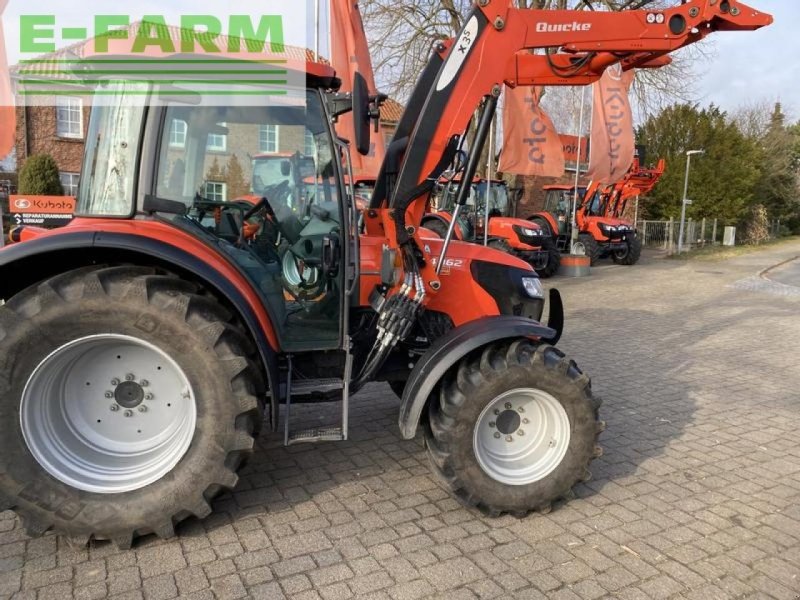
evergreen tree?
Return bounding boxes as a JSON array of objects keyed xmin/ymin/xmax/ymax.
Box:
[
  {"xmin": 18, "ymin": 154, "xmax": 64, "ymax": 196},
  {"xmin": 636, "ymin": 104, "xmax": 761, "ymax": 222}
]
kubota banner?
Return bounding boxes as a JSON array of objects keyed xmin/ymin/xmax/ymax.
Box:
[
  {"xmin": 587, "ymin": 66, "xmax": 635, "ymax": 184},
  {"xmin": 0, "ymin": 0, "xmax": 15, "ymax": 160},
  {"xmin": 10, "ymin": 195, "xmax": 75, "ymax": 227},
  {"xmin": 498, "ymin": 86, "xmax": 564, "ymax": 178},
  {"xmin": 330, "ymin": 0, "xmax": 385, "ymax": 177}
]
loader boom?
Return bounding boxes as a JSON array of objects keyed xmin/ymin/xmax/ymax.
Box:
[{"xmin": 367, "ymin": 0, "xmax": 771, "ymax": 286}]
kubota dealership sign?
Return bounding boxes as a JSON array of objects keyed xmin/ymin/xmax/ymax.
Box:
[{"xmin": 10, "ymin": 195, "xmax": 75, "ymax": 227}]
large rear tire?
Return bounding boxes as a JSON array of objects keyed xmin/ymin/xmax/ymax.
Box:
[
  {"xmin": 0, "ymin": 266, "xmax": 262, "ymax": 547},
  {"xmin": 422, "ymin": 219, "xmax": 449, "ymax": 239},
  {"xmin": 425, "ymin": 341, "xmax": 602, "ymax": 516},
  {"xmin": 577, "ymin": 233, "xmax": 600, "ymax": 266},
  {"xmin": 486, "ymin": 238, "xmax": 514, "ymax": 254},
  {"xmin": 612, "ymin": 234, "xmax": 643, "ymax": 266}
]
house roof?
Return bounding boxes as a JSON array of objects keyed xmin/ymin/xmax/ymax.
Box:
[{"xmin": 380, "ymin": 98, "xmax": 403, "ymax": 123}]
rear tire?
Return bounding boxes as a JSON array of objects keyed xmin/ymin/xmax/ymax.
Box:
[
  {"xmin": 612, "ymin": 234, "xmax": 642, "ymax": 266},
  {"xmin": 425, "ymin": 341, "xmax": 602, "ymax": 516},
  {"xmin": 422, "ymin": 219, "xmax": 449, "ymax": 239},
  {"xmin": 537, "ymin": 237, "xmax": 561, "ymax": 278},
  {"xmin": 577, "ymin": 233, "xmax": 600, "ymax": 266},
  {"xmin": 0, "ymin": 266, "xmax": 262, "ymax": 547},
  {"xmin": 487, "ymin": 238, "xmax": 514, "ymax": 254}
]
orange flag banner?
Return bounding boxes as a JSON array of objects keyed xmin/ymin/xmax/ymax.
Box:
[
  {"xmin": 498, "ymin": 86, "xmax": 564, "ymax": 177},
  {"xmin": 329, "ymin": 0, "xmax": 386, "ymax": 177},
  {"xmin": 0, "ymin": 0, "xmax": 15, "ymax": 161},
  {"xmin": 587, "ymin": 67, "xmax": 635, "ymax": 184}
]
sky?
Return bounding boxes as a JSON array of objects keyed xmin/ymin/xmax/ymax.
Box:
[{"xmin": 692, "ymin": 0, "xmax": 799, "ymax": 120}]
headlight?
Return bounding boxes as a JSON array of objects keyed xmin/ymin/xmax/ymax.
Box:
[
  {"xmin": 599, "ymin": 223, "xmax": 616, "ymax": 233},
  {"xmin": 521, "ymin": 227, "xmax": 540, "ymax": 237},
  {"xmin": 521, "ymin": 277, "xmax": 544, "ymax": 299}
]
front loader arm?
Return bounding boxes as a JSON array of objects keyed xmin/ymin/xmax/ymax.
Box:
[{"xmin": 380, "ymin": 0, "xmax": 770, "ymax": 254}]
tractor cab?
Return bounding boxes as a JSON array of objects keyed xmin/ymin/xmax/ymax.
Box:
[
  {"xmin": 541, "ymin": 185, "xmax": 587, "ymax": 239},
  {"xmin": 75, "ymin": 63, "xmax": 357, "ymax": 354}
]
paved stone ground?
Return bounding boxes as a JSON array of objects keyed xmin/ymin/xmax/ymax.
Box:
[{"xmin": 3, "ymin": 242, "xmax": 800, "ymax": 600}]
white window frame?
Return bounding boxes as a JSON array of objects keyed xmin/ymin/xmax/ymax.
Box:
[
  {"xmin": 204, "ymin": 181, "xmax": 227, "ymax": 202},
  {"xmin": 207, "ymin": 123, "xmax": 228, "ymax": 152},
  {"xmin": 59, "ymin": 172, "xmax": 80, "ymax": 196},
  {"xmin": 169, "ymin": 119, "xmax": 187, "ymax": 147},
  {"xmin": 56, "ymin": 97, "xmax": 83, "ymax": 139},
  {"xmin": 304, "ymin": 130, "xmax": 315, "ymax": 156},
  {"xmin": 259, "ymin": 124, "xmax": 280, "ymax": 153}
]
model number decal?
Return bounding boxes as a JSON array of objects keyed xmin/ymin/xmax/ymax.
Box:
[{"xmin": 436, "ymin": 16, "xmax": 478, "ymax": 92}]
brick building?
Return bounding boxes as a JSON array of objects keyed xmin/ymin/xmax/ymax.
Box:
[{"xmin": 15, "ymin": 98, "xmax": 90, "ymax": 196}]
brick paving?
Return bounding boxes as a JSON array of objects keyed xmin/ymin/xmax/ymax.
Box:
[{"xmin": 2, "ymin": 243, "xmax": 800, "ymax": 599}]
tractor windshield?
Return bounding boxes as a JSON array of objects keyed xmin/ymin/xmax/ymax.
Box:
[{"xmin": 475, "ymin": 181, "xmax": 508, "ymax": 219}]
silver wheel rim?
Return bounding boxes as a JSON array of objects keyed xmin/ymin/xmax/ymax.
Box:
[
  {"xmin": 20, "ymin": 334, "xmax": 197, "ymax": 494},
  {"xmin": 473, "ymin": 388, "xmax": 571, "ymax": 486}
]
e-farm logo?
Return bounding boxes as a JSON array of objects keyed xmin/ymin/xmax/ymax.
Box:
[
  {"xmin": 20, "ymin": 15, "xmax": 285, "ymax": 54},
  {"xmin": 16, "ymin": 14, "xmax": 290, "ymax": 100}
]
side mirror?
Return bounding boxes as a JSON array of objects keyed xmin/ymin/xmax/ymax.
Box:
[
  {"xmin": 352, "ymin": 72, "xmax": 371, "ymax": 156},
  {"xmin": 281, "ymin": 160, "xmax": 291, "ymax": 177}
]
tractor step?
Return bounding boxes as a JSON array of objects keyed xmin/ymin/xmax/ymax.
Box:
[
  {"xmin": 290, "ymin": 378, "xmax": 344, "ymax": 396},
  {"xmin": 283, "ymin": 345, "xmax": 353, "ymax": 446},
  {"xmin": 287, "ymin": 426, "xmax": 344, "ymax": 445}
]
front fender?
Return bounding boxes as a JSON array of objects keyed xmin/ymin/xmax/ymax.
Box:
[{"xmin": 398, "ymin": 312, "xmax": 561, "ymax": 439}]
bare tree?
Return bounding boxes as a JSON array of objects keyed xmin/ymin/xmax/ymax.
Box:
[{"xmin": 362, "ymin": 0, "xmax": 712, "ymax": 115}]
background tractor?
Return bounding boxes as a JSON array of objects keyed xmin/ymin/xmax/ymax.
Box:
[
  {"xmin": 423, "ymin": 177, "xmax": 561, "ymax": 277},
  {"xmin": 0, "ymin": 0, "xmax": 768, "ymax": 547},
  {"xmin": 529, "ymin": 157, "xmax": 666, "ymax": 265}
]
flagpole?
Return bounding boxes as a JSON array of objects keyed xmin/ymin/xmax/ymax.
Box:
[
  {"xmin": 571, "ymin": 86, "xmax": 587, "ymax": 254},
  {"xmin": 314, "ymin": 0, "xmax": 320, "ymax": 61},
  {"xmin": 484, "ymin": 117, "xmax": 494, "ymax": 246}
]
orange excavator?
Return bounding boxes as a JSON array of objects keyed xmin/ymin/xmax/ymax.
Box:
[
  {"xmin": 0, "ymin": 1, "xmax": 769, "ymax": 545},
  {"xmin": 531, "ymin": 156, "xmax": 666, "ymax": 265}
]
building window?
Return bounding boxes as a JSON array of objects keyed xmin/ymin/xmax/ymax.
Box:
[
  {"xmin": 56, "ymin": 97, "xmax": 83, "ymax": 139},
  {"xmin": 304, "ymin": 130, "xmax": 315, "ymax": 156},
  {"xmin": 59, "ymin": 172, "xmax": 80, "ymax": 196},
  {"xmin": 259, "ymin": 124, "xmax": 279, "ymax": 153},
  {"xmin": 169, "ymin": 120, "xmax": 187, "ymax": 147},
  {"xmin": 207, "ymin": 124, "xmax": 227, "ymax": 152},
  {"xmin": 204, "ymin": 181, "xmax": 227, "ymax": 202}
]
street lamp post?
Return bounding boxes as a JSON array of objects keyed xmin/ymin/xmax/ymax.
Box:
[{"xmin": 677, "ymin": 149, "xmax": 704, "ymax": 254}]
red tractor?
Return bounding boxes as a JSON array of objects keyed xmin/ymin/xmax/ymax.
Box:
[
  {"xmin": 423, "ymin": 177, "xmax": 561, "ymax": 277},
  {"xmin": 0, "ymin": 1, "xmax": 768, "ymax": 546},
  {"xmin": 530, "ymin": 157, "xmax": 666, "ymax": 265}
]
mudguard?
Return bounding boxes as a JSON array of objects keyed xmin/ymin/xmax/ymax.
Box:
[{"xmin": 398, "ymin": 312, "xmax": 562, "ymax": 439}]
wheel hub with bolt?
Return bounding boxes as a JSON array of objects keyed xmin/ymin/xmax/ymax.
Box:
[
  {"xmin": 20, "ymin": 334, "xmax": 197, "ymax": 494},
  {"xmin": 473, "ymin": 388, "xmax": 571, "ymax": 486}
]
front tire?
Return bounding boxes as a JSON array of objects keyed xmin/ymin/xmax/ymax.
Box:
[
  {"xmin": 425, "ymin": 341, "xmax": 602, "ymax": 516},
  {"xmin": 536, "ymin": 237, "xmax": 561, "ymax": 278},
  {"xmin": 0, "ymin": 266, "xmax": 262, "ymax": 547},
  {"xmin": 577, "ymin": 233, "xmax": 600, "ymax": 266},
  {"xmin": 612, "ymin": 234, "xmax": 642, "ymax": 266}
]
